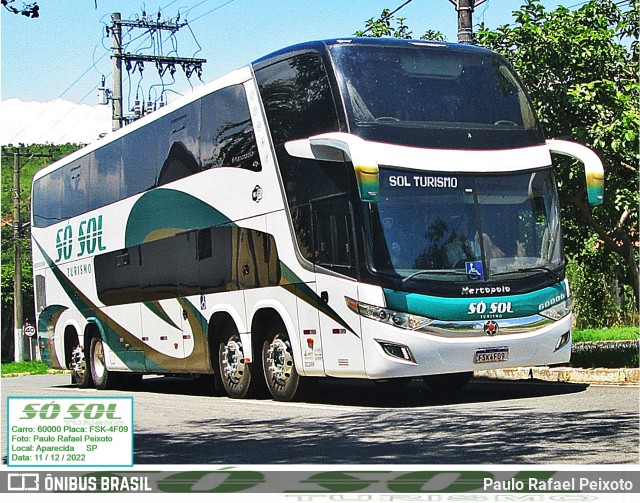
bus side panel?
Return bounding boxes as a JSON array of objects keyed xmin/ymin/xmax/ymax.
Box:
[
  {"xmin": 100, "ymin": 304, "xmax": 146, "ymax": 372},
  {"xmin": 315, "ymin": 273, "xmax": 365, "ymax": 378}
]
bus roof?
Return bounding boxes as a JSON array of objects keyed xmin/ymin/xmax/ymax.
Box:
[{"xmin": 251, "ymin": 37, "xmax": 495, "ymax": 70}]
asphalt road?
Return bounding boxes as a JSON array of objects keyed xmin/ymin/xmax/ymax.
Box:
[{"xmin": 2, "ymin": 373, "xmax": 638, "ymax": 465}]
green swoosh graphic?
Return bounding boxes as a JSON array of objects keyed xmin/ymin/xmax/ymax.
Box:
[
  {"xmin": 143, "ymin": 301, "xmax": 181, "ymax": 330},
  {"xmin": 32, "ymin": 237, "xmax": 206, "ymax": 373}
]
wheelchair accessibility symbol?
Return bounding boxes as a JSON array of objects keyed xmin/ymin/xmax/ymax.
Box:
[{"xmin": 465, "ymin": 261, "xmax": 484, "ymax": 281}]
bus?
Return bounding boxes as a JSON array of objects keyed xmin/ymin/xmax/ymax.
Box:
[{"xmin": 31, "ymin": 38, "xmax": 604, "ymax": 401}]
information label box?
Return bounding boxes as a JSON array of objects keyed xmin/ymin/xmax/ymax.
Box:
[{"xmin": 7, "ymin": 396, "xmax": 133, "ymax": 467}]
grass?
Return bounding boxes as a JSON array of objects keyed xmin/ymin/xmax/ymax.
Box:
[
  {"xmin": 1, "ymin": 360, "xmax": 52, "ymax": 376},
  {"xmin": 573, "ymin": 326, "xmax": 639, "ymax": 343}
]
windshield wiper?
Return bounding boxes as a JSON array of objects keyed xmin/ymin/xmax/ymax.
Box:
[
  {"xmin": 492, "ymin": 266, "xmax": 562, "ymax": 282},
  {"xmin": 401, "ymin": 269, "xmax": 470, "ymax": 284}
]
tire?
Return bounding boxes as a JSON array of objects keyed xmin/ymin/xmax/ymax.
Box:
[
  {"xmin": 90, "ymin": 337, "xmax": 114, "ymax": 390},
  {"xmin": 262, "ymin": 322, "xmax": 307, "ymax": 402},
  {"xmin": 218, "ymin": 324, "xmax": 262, "ymax": 399},
  {"xmin": 423, "ymin": 371, "xmax": 472, "ymax": 392}
]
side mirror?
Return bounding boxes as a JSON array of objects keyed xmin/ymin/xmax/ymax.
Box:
[
  {"xmin": 285, "ymin": 133, "xmax": 380, "ymax": 202},
  {"xmin": 546, "ymin": 139, "xmax": 604, "ymax": 206}
]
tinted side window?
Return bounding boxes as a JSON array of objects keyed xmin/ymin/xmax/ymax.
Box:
[
  {"xmin": 90, "ymin": 139, "xmax": 122, "ymax": 210},
  {"xmin": 278, "ymin": 154, "xmax": 356, "ymax": 276},
  {"xmin": 62, "ymin": 158, "xmax": 90, "ymax": 220},
  {"xmin": 256, "ymin": 53, "xmax": 340, "ymax": 146},
  {"xmin": 122, "ymin": 121, "xmax": 159, "ymax": 198},
  {"xmin": 158, "ymin": 101, "xmax": 202, "ymax": 186},
  {"xmin": 33, "ymin": 168, "xmax": 63, "ymax": 227},
  {"xmin": 200, "ymin": 85, "xmax": 260, "ymax": 171},
  {"xmin": 312, "ymin": 195, "xmax": 354, "ymax": 270},
  {"xmin": 95, "ymin": 226, "xmax": 280, "ymax": 305}
]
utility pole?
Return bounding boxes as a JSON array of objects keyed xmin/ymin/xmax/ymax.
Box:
[
  {"xmin": 111, "ymin": 12, "xmax": 124, "ymax": 131},
  {"xmin": 12, "ymin": 148, "xmax": 24, "ymax": 362},
  {"xmin": 2, "ymin": 146, "xmax": 56, "ymax": 361},
  {"xmin": 107, "ymin": 12, "xmax": 207, "ymax": 130},
  {"xmin": 448, "ymin": 0, "xmax": 487, "ymax": 44}
]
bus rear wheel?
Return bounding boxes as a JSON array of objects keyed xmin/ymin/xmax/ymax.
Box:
[
  {"xmin": 218, "ymin": 325, "xmax": 261, "ymax": 399},
  {"xmin": 262, "ymin": 323, "xmax": 307, "ymax": 402},
  {"xmin": 90, "ymin": 337, "xmax": 113, "ymax": 390}
]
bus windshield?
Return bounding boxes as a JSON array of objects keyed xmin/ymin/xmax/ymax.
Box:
[
  {"xmin": 329, "ymin": 42, "xmax": 544, "ymax": 150},
  {"xmin": 367, "ymin": 168, "xmax": 564, "ymax": 290}
]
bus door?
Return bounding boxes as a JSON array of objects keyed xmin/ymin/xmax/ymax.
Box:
[{"xmin": 311, "ymin": 195, "xmax": 365, "ymax": 377}]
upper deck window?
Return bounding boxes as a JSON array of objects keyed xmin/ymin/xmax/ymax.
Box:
[
  {"xmin": 255, "ymin": 53, "xmax": 340, "ymax": 146},
  {"xmin": 329, "ymin": 43, "xmax": 544, "ymax": 150}
]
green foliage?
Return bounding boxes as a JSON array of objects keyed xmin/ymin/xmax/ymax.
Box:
[
  {"xmin": 476, "ymin": 0, "xmax": 639, "ymax": 315},
  {"xmin": 1, "ymin": 144, "xmax": 82, "ymax": 361},
  {"xmin": 566, "ymin": 256, "xmax": 621, "ymax": 328},
  {"xmin": 1, "ymin": 360, "xmax": 50, "ymax": 376},
  {"xmin": 573, "ymin": 326, "xmax": 639, "ymax": 342},
  {"xmin": 355, "ymin": 8, "xmax": 445, "ymax": 41}
]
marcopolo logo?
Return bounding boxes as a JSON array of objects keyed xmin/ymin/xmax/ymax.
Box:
[
  {"xmin": 55, "ymin": 215, "xmax": 106, "ymax": 263},
  {"xmin": 462, "ymin": 285, "xmax": 511, "ymax": 296}
]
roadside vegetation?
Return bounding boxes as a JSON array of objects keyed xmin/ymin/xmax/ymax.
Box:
[
  {"xmin": 1, "ymin": 360, "xmax": 52, "ymax": 376},
  {"xmin": 573, "ymin": 326, "xmax": 639, "ymax": 343}
]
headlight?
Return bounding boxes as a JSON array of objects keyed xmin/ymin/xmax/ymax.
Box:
[
  {"xmin": 540, "ymin": 298, "xmax": 572, "ymax": 320},
  {"xmin": 345, "ymin": 297, "xmax": 434, "ymax": 332}
]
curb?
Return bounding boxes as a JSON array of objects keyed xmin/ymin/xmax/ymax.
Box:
[
  {"xmin": 2, "ymin": 368, "xmax": 637, "ymax": 385},
  {"xmin": 475, "ymin": 366, "xmax": 639, "ymax": 385}
]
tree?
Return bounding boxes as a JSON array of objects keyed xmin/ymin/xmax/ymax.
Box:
[
  {"xmin": 1, "ymin": 144, "xmax": 81, "ymax": 361},
  {"xmin": 1, "ymin": 0, "xmax": 39, "ymax": 17},
  {"xmin": 476, "ymin": 0, "xmax": 639, "ymax": 315},
  {"xmin": 355, "ymin": 8, "xmax": 445, "ymax": 41},
  {"xmin": 1, "ymin": 0, "xmax": 98, "ymax": 17}
]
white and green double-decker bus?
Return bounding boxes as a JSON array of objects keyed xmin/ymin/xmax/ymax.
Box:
[{"xmin": 31, "ymin": 38, "xmax": 604, "ymax": 401}]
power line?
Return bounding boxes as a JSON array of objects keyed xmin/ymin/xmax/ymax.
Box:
[
  {"xmin": 188, "ymin": 0, "xmax": 241, "ymax": 24},
  {"xmin": 6, "ymin": 1, "xmax": 220, "ymax": 145},
  {"xmin": 7, "ymin": 49, "xmax": 110, "ymax": 145}
]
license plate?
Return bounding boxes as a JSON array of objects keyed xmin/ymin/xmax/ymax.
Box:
[{"xmin": 474, "ymin": 347, "xmax": 509, "ymax": 364}]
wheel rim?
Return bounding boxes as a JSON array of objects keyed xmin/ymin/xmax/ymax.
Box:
[
  {"xmin": 221, "ymin": 336, "xmax": 246, "ymax": 385},
  {"xmin": 71, "ymin": 346, "xmax": 87, "ymax": 380},
  {"xmin": 93, "ymin": 340, "xmax": 105, "ymax": 381},
  {"xmin": 76, "ymin": 360, "xmax": 88, "ymax": 380},
  {"xmin": 266, "ymin": 335, "xmax": 293, "ymax": 386}
]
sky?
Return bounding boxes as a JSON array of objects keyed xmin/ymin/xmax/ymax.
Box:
[{"xmin": 0, "ymin": 0, "xmax": 573, "ymax": 145}]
